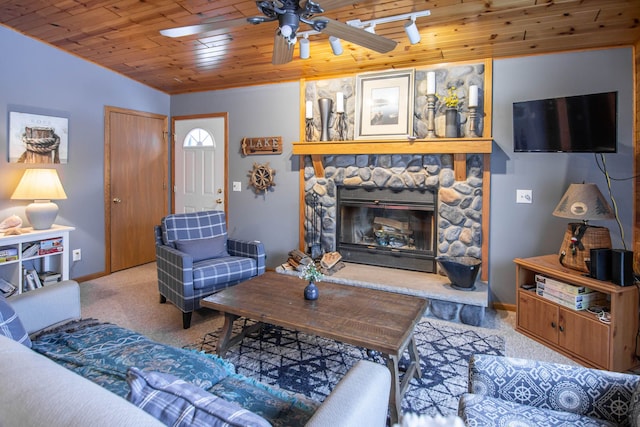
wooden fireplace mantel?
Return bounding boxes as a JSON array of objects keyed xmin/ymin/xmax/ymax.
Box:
[{"xmin": 292, "ymin": 138, "xmax": 493, "ymax": 180}]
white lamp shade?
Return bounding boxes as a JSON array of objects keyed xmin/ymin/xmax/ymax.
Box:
[
  {"xmin": 11, "ymin": 169, "xmax": 67, "ymax": 230},
  {"xmin": 552, "ymin": 183, "xmax": 614, "ymax": 222}
]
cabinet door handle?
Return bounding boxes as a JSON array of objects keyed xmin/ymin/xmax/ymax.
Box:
[
  {"xmin": 559, "ymin": 325, "xmax": 564, "ymax": 332},
  {"xmin": 551, "ymin": 322, "xmax": 556, "ymax": 329}
]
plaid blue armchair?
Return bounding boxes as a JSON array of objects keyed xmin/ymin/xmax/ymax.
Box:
[
  {"xmin": 154, "ymin": 211, "xmax": 265, "ymax": 329},
  {"xmin": 458, "ymin": 354, "xmax": 640, "ymax": 427}
]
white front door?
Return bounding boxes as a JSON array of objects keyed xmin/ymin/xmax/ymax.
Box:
[{"xmin": 174, "ymin": 115, "xmax": 226, "ymax": 213}]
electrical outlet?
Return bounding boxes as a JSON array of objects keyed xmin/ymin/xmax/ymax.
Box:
[
  {"xmin": 516, "ymin": 189, "xmax": 533, "ymax": 204},
  {"xmin": 72, "ymin": 249, "xmax": 82, "ymax": 261},
  {"xmin": 233, "ymin": 181, "xmax": 242, "ymax": 192}
]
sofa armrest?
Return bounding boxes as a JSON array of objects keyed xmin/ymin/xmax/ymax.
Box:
[
  {"xmin": 306, "ymin": 360, "xmax": 391, "ymax": 427},
  {"xmin": 227, "ymin": 239, "xmax": 266, "ymax": 274},
  {"xmin": 0, "ymin": 335, "xmax": 164, "ymax": 427},
  {"xmin": 469, "ymin": 354, "xmax": 640, "ymax": 421},
  {"xmin": 9, "ymin": 280, "xmax": 81, "ymax": 335}
]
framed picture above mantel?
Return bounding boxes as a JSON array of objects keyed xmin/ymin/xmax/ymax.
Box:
[{"xmin": 354, "ymin": 69, "xmax": 414, "ymax": 140}]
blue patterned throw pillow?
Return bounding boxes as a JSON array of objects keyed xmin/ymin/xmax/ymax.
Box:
[
  {"xmin": 126, "ymin": 367, "xmax": 271, "ymax": 427},
  {"xmin": 0, "ymin": 296, "xmax": 31, "ymax": 348}
]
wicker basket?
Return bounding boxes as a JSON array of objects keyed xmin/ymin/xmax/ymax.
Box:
[{"xmin": 558, "ymin": 223, "xmax": 611, "ymax": 272}]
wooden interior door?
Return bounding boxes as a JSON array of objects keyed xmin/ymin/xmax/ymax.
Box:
[{"xmin": 105, "ymin": 107, "xmax": 168, "ymax": 272}]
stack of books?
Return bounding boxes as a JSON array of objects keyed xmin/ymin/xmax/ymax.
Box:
[
  {"xmin": 38, "ymin": 271, "xmax": 62, "ymax": 285},
  {"xmin": 535, "ymin": 274, "xmax": 606, "ymax": 311}
]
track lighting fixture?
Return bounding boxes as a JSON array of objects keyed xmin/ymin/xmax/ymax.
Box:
[
  {"xmin": 329, "ymin": 36, "xmax": 343, "ymax": 55},
  {"xmin": 297, "ymin": 9, "xmax": 430, "ymax": 58},
  {"xmin": 404, "ymin": 17, "xmax": 420, "ymax": 44}
]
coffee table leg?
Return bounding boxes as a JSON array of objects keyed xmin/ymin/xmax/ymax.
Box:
[
  {"xmin": 385, "ymin": 354, "xmax": 402, "ymax": 425},
  {"xmin": 217, "ymin": 313, "xmax": 239, "ymax": 357}
]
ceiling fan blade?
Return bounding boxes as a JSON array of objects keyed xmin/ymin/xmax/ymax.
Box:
[
  {"xmin": 160, "ymin": 17, "xmax": 249, "ymax": 38},
  {"xmin": 272, "ymin": 32, "xmax": 294, "ymax": 65},
  {"xmin": 320, "ymin": 18, "xmax": 397, "ymax": 53}
]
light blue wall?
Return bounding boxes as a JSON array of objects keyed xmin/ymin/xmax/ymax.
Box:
[
  {"xmin": 171, "ymin": 84, "xmax": 301, "ymax": 269},
  {"xmin": 0, "ymin": 25, "xmax": 634, "ymax": 306},
  {"xmin": 490, "ymin": 48, "xmax": 634, "ymax": 304},
  {"xmin": 0, "ymin": 26, "xmax": 170, "ymax": 278}
]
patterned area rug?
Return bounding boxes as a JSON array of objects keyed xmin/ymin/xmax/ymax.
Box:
[{"xmin": 195, "ymin": 318, "xmax": 504, "ymax": 417}]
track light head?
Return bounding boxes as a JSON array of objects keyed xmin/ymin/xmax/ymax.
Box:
[
  {"xmin": 299, "ymin": 36, "xmax": 310, "ymax": 59},
  {"xmin": 329, "ymin": 36, "xmax": 343, "ymax": 55},
  {"xmin": 404, "ymin": 18, "xmax": 421, "ymax": 44}
]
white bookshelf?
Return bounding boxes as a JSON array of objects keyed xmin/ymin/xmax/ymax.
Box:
[{"xmin": 0, "ymin": 225, "xmax": 74, "ymax": 296}]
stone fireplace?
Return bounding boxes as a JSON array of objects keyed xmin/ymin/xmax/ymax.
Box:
[{"xmin": 302, "ymin": 153, "xmax": 484, "ymax": 269}]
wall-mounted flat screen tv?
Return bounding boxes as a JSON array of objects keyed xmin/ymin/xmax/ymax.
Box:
[{"xmin": 513, "ymin": 91, "xmax": 617, "ymax": 153}]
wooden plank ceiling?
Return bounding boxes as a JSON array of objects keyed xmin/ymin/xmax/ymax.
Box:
[{"xmin": 1, "ymin": 0, "xmax": 639, "ymax": 95}]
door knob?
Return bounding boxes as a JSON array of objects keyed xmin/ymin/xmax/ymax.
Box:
[
  {"xmin": 112, "ymin": 197, "xmax": 122, "ymax": 203},
  {"xmin": 216, "ymin": 198, "xmax": 223, "ymax": 204}
]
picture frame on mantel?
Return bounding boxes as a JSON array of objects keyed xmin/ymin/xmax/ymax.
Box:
[
  {"xmin": 8, "ymin": 106, "xmax": 70, "ymax": 164},
  {"xmin": 355, "ymin": 69, "xmax": 414, "ymax": 140}
]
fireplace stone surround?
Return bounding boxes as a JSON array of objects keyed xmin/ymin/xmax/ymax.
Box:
[{"xmin": 301, "ymin": 152, "xmax": 487, "ymax": 325}]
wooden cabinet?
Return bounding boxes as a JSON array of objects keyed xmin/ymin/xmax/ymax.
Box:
[
  {"xmin": 515, "ymin": 255, "xmax": 638, "ymax": 372},
  {"xmin": 0, "ymin": 225, "xmax": 74, "ymax": 296}
]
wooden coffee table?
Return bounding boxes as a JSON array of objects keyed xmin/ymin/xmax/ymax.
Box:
[{"xmin": 201, "ymin": 271, "xmax": 428, "ymax": 424}]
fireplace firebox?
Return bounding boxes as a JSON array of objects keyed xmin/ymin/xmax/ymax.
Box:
[{"xmin": 337, "ymin": 187, "xmax": 436, "ymax": 273}]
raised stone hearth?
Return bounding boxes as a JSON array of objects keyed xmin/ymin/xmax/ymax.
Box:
[{"xmin": 276, "ymin": 262, "xmax": 488, "ymax": 326}]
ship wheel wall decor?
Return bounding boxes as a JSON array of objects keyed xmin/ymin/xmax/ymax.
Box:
[{"xmin": 249, "ymin": 162, "xmax": 276, "ymax": 193}]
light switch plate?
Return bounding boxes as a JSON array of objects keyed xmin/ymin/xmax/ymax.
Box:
[
  {"xmin": 516, "ymin": 189, "xmax": 532, "ymax": 204},
  {"xmin": 232, "ymin": 181, "xmax": 242, "ymax": 192}
]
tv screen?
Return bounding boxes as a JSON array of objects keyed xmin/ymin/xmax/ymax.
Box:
[{"xmin": 513, "ymin": 91, "xmax": 617, "ymax": 153}]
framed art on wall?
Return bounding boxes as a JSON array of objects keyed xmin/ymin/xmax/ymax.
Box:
[
  {"xmin": 8, "ymin": 107, "xmax": 70, "ymax": 164},
  {"xmin": 355, "ymin": 69, "xmax": 414, "ymax": 139}
]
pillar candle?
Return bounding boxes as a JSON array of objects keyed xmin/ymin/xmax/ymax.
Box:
[
  {"xmin": 336, "ymin": 92, "xmax": 344, "ymax": 113},
  {"xmin": 469, "ymin": 85, "xmax": 479, "ymax": 107},
  {"xmin": 426, "ymin": 72, "xmax": 436, "ymax": 95},
  {"xmin": 305, "ymin": 100, "xmax": 313, "ymax": 119}
]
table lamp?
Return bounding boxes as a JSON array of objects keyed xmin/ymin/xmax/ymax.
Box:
[
  {"xmin": 552, "ymin": 183, "xmax": 614, "ymax": 272},
  {"xmin": 11, "ymin": 169, "xmax": 67, "ymax": 230}
]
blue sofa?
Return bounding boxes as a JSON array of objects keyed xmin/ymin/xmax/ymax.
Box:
[
  {"xmin": 155, "ymin": 210, "xmax": 265, "ymax": 328},
  {"xmin": 458, "ymin": 354, "xmax": 640, "ymax": 426}
]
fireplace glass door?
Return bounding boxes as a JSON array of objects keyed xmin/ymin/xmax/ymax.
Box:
[{"xmin": 337, "ymin": 187, "xmax": 436, "ymax": 272}]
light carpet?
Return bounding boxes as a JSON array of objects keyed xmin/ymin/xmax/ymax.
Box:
[{"xmin": 193, "ymin": 317, "xmax": 505, "ymax": 417}]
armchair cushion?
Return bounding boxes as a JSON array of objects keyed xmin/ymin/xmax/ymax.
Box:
[
  {"xmin": 630, "ymin": 384, "xmax": 640, "ymax": 427},
  {"xmin": 175, "ymin": 236, "xmax": 229, "ymax": 263},
  {"xmin": 192, "ymin": 257, "xmax": 257, "ymax": 290},
  {"xmin": 458, "ymin": 393, "xmax": 617, "ymax": 427},
  {"xmin": 460, "ymin": 355, "xmax": 640, "ymax": 427}
]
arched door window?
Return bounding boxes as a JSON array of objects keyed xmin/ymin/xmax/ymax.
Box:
[{"xmin": 183, "ymin": 127, "xmax": 215, "ymax": 147}]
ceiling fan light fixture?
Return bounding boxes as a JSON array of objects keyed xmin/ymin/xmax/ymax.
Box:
[
  {"xmin": 299, "ymin": 36, "xmax": 310, "ymax": 59},
  {"xmin": 404, "ymin": 18, "xmax": 421, "ymax": 44},
  {"xmin": 329, "ymin": 36, "xmax": 343, "ymax": 55}
]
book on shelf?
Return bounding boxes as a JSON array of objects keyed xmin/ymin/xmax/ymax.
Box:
[
  {"xmin": 38, "ymin": 238, "xmax": 63, "ymax": 255},
  {"xmin": 0, "ymin": 247, "xmax": 19, "ymax": 263},
  {"xmin": 534, "ymin": 274, "xmax": 594, "ymax": 295},
  {"xmin": 22, "ymin": 243, "xmax": 40, "ymax": 258},
  {"xmin": 0, "ymin": 278, "xmax": 17, "ymax": 297},
  {"xmin": 27, "ymin": 270, "xmax": 42, "ymax": 288}
]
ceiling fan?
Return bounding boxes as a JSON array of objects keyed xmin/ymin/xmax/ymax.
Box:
[{"xmin": 160, "ymin": 0, "xmax": 398, "ymax": 65}]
